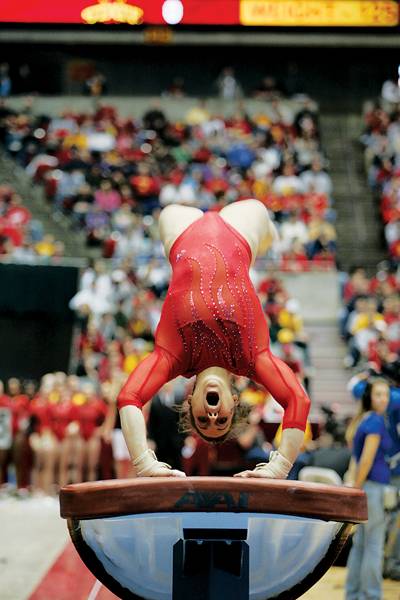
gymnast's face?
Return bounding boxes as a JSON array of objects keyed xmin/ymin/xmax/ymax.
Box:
[{"xmin": 188, "ymin": 375, "xmax": 239, "ymax": 439}]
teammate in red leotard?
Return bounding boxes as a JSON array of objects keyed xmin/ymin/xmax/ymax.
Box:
[
  {"xmin": 118, "ymin": 200, "xmax": 311, "ymax": 479},
  {"xmin": 77, "ymin": 383, "xmax": 108, "ymax": 481}
]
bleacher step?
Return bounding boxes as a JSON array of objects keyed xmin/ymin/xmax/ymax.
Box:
[
  {"xmin": 0, "ymin": 152, "xmax": 94, "ymax": 258},
  {"xmin": 305, "ymin": 323, "xmax": 353, "ymax": 418}
]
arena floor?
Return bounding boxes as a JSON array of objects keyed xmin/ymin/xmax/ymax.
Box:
[{"xmin": 0, "ymin": 494, "xmax": 398, "ymax": 600}]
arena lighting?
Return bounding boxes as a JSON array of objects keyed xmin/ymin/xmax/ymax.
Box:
[{"xmin": 162, "ymin": 0, "xmax": 184, "ymax": 24}]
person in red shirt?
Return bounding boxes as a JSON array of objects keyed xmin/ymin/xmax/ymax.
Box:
[
  {"xmin": 76, "ymin": 383, "xmax": 108, "ymax": 481},
  {"xmin": 4, "ymin": 194, "xmax": 31, "ymax": 228},
  {"xmin": 48, "ymin": 388, "xmax": 82, "ymax": 488},
  {"xmin": 29, "ymin": 384, "xmax": 58, "ymax": 496},
  {"xmin": 118, "ymin": 200, "xmax": 311, "ymax": 479},
  {"xmin": 130, "ymin": 162, "xmax": 160, "ymax": 214}
]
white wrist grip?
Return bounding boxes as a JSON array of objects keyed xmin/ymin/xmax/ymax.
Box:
[
  {"xmin": 254, "ymin": 451, "xmax": 293, "ymax": 479},
  {"xmin": 133, "ymin": 448, "xmax": 172, "ymax": 476}
]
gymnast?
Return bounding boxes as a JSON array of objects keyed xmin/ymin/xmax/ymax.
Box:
[{"xmin": 118, "ymin": 200, "xmax": 311, "ymax": 479}]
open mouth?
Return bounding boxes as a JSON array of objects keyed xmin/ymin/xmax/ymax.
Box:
[{"xmin": 206, "ymin": 391, "xmax": 219, "ymax": 406}]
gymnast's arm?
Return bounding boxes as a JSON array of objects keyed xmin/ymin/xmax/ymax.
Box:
[
  {"xmin": 235, "ymin": 349, "xmax": 311, "ymax": 479},
  {"xmin": 117, "ymin": 348, "xmax": 186, "ymax": 477}
]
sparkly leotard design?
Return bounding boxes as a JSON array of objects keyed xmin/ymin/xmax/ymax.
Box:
[{"xmin": 118, "ymin": 212, "xmax": 310, "ymax": 430}]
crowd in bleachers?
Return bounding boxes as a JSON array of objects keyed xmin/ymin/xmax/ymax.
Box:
[
  {"xmin": 0, "ymin": 95, "xmax": 337, "ymax": 270},
  {"xmin": 361, "ymin": 100, "xmax": 400, "ymax": 263},
  {"xmin": 339, "ymin": 94, "xmax": 400, "ymax": 371},
  {"xmin": 340, "ymin": 253, "xmax": 400, "ymax": 582},
  {"xmin": 340, "ymin": 263, "xmax": 400, "ymax": 372},
  {"xmin": 339, "ymin": 265, "xmax": 400, "ymax": 585},
  {"xmin": 0, "ymin": 183, "xmax": 64, "ymax": 260}
]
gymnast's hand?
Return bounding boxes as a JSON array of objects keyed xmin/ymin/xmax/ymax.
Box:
[
  {"xmin": 234, "ymin": 451, "xmax": 293, "ymax": 480},
  {"xmin": 138, "ymin": 462, "xmax": 187, "ymax": 478},
  {"xmin": 133, "ymin": 449, "xmax": 186, "ymax": 478}
]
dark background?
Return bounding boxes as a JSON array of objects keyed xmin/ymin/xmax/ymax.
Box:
[
  {"xmin": 0, "ymin": 265, "xmax": 79, "ymax": 381},
  {"xmin": 0, "ymin": 41, "xmax": 397, "ymax": 110}
]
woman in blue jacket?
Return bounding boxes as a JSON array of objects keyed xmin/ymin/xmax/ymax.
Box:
[{"xmin": 345, "ymin": 378, "xmax": 392, "ymax": 600}]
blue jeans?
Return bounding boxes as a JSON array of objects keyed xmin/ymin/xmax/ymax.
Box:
[
  {"xmin": 386, "ymin": 474, "xmax": 400, "ymax": 571},
  {"xmin": 346, "ymin": 480, "xmax": 386, "ymax": 600}
]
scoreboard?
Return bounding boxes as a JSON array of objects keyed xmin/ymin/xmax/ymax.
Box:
[{"xmin": 0, "ymin": 0, "xmax": 398, "ymax": 27}]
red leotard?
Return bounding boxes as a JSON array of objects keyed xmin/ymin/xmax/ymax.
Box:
[
  {"xmin": 30, "ymin": 395, "xmax": 51, "ymax": 434},
  {"xmin": 48, "ymin": 401, "xmax": 78, "ymax": 441},
  {"xmin": 10, "ymin": 394, "xmax": 30, "ymax": 436},
  {"xmin": 77, "ymin": 398, "xmax": 108, "ymax": 441},
  {"xmin": 118, "ymin": 212, "xmax": 310, "ymax": 430}
]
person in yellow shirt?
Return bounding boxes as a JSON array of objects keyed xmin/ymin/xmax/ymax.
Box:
[
  {"xmin": 35, "ymin": 234, "xmax": 56, "ymax": 257},
  {"xmin": 184, "ymin": 100, "xmax": 211, "ymax": 126},
  {"xmin": 278, "ymin": 300, "xmax": 304, "ymax": 335},
  {"xmin": 348, "ymin": 297, "xmax": 387, "ymax": 366},
  {"xmin": 350, "ymin": 297, "xmax": 385, "ymax": 334}
]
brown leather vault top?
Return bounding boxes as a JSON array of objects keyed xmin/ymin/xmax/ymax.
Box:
[{"xmin": 60, "ymin": 477, "xmax": 367, "ymax": 523}]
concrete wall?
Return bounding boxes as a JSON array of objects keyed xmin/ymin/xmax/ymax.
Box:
[
  {"xmin": 4, "ymin": 95, "xmax": 315, "ymax": 120},
  {"xmin": 279, "ymin": 270, "xmax": 340, "ymax": 324}
]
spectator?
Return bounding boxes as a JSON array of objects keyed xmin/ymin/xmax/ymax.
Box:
[
  {"xmin": 216, "ymin": 67, "xmax": 242, "ymax": 101},
  {"xmin": 279, "ymin": 211, "xmax": 309, "ymax": 253},
  {"xmin": 142, "ymin": 101, "xmax": 167, "ymax": 135},
  {"xmin": 69, "ymin": 278, "xmax": 113, "ymax": 320},
  {"xmin": 84, "ymin": 71, "xmax": 107, "ymax": 96},
  {"xmin": 35, "ymin": 234, "xmax": 57, "ymax": 257},
  {"xmin": 350, "ymin": 374, "xmax": 400, "ymax": 580},
  {"xmin": 184, "ymin": 99, "xmax": 211, "ymax": 126},
  {"xmin": 272, "ymin": 163, "xmax": 306, "ymax": 196},
  {"xmin": 253, "ymin": 76, "xmax": 283, "ymax": 101},
  {"xmin": 147, "ymin": 379, "xmax": 186, "ymax": 470},
  {"xmin": 368, "ymin": 337, "xmax": 400, "ymax": 385},
  {"xmin": 381, "ymin": 77, "xmax": 400, "ymax": 112},
  {"xmin": 16, "ymin": 63, "xmax": 34, "ymax": 94},
  {"xmin": 345, "ymin": 379, "xmax": 394, "ymax": 596},
  {"xmin": 300, "ymin": 156, "xmax": 333, "ymax": 200},
  {"xmin": 163, "ymin": 77, "xmax": 186, "ymax": 98},
  {"xmin": 0, "ymin": 63, "xmax": 11, "ymax": 97},
  {"xmin": 94, "ymin": 179, "xmax": 122, "ymax": 213},
  {"xmin": 306, "ymin": 214, "xmax": 337, "ymax": 259}
]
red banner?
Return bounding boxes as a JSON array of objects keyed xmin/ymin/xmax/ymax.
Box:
[{"xmin": 0, "ymin": 0, "xmax": 397, "ymax": 26}]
